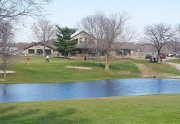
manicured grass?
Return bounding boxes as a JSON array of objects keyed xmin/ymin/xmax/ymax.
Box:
[
  {"xmin": 0, "ymin": 94, "xmax": 179, "ymax": 124},
  {"xmin": 1, "ymin": 56, "xmax": 180, "ymax": 83},
  {"xmin": 0, "ymin": 56, "xmax": 140, "ymax": 83},
  {"xmin": 143, "ymin": 62, "xmax": 180, "ymax": 75},
  {"xmin": 131, "ymin": 58, "xmax": 180, "ymax": 75},
  {"xmin": 166, "ymin": 59, "xmax": 180, "ymax": 64}
]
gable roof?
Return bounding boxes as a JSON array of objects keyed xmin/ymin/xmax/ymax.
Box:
[
  {"xmin": 24, "ymin": 42, "xmax": 55, "ymax": 50},
  {"xmin": 18, "ymin": 42, "xmax": 31, "ymax": 50},
  {"xmin": 71, "ymin": 31, "xmax": 97, "ymax": 40}
]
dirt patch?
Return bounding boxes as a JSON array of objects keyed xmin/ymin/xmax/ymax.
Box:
[
  {"xmin": 0, "ymin": 79, "xmax": 5, "ymax": 81},
  {"xmin": 135, "ymin": 63, "xmax": 178, "ymax": 78},
  {"xmin": 66, "ymin": 66, "xmax": 92, "ymax": 70},
  {"xmin": 117, "ymin": 71, "xmax": 131, "ymax": 75},
  {"xmin": 0, "ymin": 70, "xmax": 16, "ymax": 73}
]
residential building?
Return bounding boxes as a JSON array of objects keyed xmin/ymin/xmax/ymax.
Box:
[
  {"xmin": 24, "ymin": 40, "xmax": 58, "ymax": 56},
  {"xmin": 70, "ymin": 31, "xmax": 136, "ymax": 58},
  {"xmin": 0, "ymin": 42, "xmax": 19, "ymax": 55}
]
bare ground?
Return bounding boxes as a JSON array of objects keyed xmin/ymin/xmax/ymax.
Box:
[
  {"xmin": 66, "ymin": 66, "xmax": 92, "ymax": 70},
  {"xmin": 0, "ymin": 70, "xmax": 16, "ymax": 73},
  {"xmin": 135, "ymin": 63, "xmax": 180, "ymax": 79}
]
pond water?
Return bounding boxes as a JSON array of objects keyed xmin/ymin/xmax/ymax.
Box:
[{"xmin": 0, "ymin": 78, "xmax": 180, "ymax": 103}]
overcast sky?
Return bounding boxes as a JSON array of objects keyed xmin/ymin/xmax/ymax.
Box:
[{"xmin": 15, "ymin": 0, "xmax": 180, "ymax": 43}]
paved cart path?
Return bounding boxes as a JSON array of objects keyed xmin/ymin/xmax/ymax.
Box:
[
  {"xmin": 164, "ymin": 61, "xmax": 180, "ymax": 71},
  {"xmin": 163, "ymin": 57, "xmax": 180, "ymax": 71}
]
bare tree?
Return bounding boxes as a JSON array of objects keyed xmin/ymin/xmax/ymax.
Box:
[
  {"xmin": 78, "ymin": 12, "xmax": 135, "ymax": 70},
  {"xmin": 31, "ymin": 19, "xmax": 56, "ymax": 55},
  {"xmin": 144, "ymin": 24, "xmax": 175, "ymax": 63},
  {"xmin": 0, "ymin": 21, "xmax": 17, "ymax": 77},
  {"xmin": 0, "ymin": 0, "xmax": 52, "ymax": 22},
  {"xmin": 0, "ymin": 0, "xmax": 53, "ymax": 77},
  {"xmin": 174, "ymin": 24, "xmax": 180, "ymax": 54}
]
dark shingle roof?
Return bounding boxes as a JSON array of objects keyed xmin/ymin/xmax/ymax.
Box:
[{"xmin": 24, "ymin": 39, "xmax": 57, "ymax": 50}]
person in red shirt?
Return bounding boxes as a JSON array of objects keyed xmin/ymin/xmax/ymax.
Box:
[{"xmin": 27, "ymin": 57, "xmax": 30, "ymax": 65}]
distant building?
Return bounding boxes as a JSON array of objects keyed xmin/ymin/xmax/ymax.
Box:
[
  {"xmin": 24, "ymin": 40, "xmax": 58, "ymax": 56},
  {"xmin": 24, "ymin": 31, "xmax": 145, "ymax": 58},
  {"xmin": 70, "ymin": 31, "xmax": 137, "ymax": 58},
  {"xmin": 0, "ymin": 42, "xmax": 18, "ymax": 55}
]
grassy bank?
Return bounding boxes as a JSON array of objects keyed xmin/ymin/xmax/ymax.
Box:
[
  {"xmin": 132, "ymin": 59, "xmax": 180, "ymax": 75},
  {"xmin": 0, "ymin": 56, "xmax": 140, "ymax": 83},
  {"xmin": 166, "ymin": 59, "xmax": 180, "ymax": 64},
  {"xmin": 1, "ymin": 56, "xmax": 180, "ymax": 83},
  {"xmin": 143, "ymin": 62, "xmax": 180, "ymax": 75},
  {"xmin": 0, "ymin": 94, "xmax": 179, "ymax": 124}
]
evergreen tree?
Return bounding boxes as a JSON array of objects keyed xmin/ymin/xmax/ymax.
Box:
[{"xmin": 54, "ymin": 26, "xmax": 77, "ymax": 58}]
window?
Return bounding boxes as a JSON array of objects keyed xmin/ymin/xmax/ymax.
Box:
[
  {"xmin": 37, "ymin": 49, "xmax": 43, "ymax": 55},
  {"xmin": 79, "ymin": 38, "xmax": 82, "ymax": 43},
  {"xmin": 45, "ymin": 49, "xmax": 51, "ymax": 55},
  {"xmin": 28, "ymin": 49, "xmax": 35, "ymax": 54},
  {"xmin": 85, "ymin": 38, "xmax": 87, "ymax": 43}
]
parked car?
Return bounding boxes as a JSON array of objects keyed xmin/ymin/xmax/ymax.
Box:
[
  {"xmin": 145, "ymin": 54, "xmax": 152, "ymax": 59},
  {"xmin": 160, "ymin": 53, "xmax": 166, "ymax": 59},
  {"xmin": 167, "ymin": 53, "xmax": 173, "ymax": 57}
]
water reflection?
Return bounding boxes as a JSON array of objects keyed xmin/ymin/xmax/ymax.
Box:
[{"xmin": 0, "ymin": 78, "xmax": 180, "ymax": 103}]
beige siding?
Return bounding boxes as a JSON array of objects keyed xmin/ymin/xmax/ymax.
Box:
[
  {"xmin": 25, "ymin": 44, "xmax": 58, "ymax": 56},
  {"xmin": 71, "ymin": 32, "xmax": 97, "ymax": 44}
]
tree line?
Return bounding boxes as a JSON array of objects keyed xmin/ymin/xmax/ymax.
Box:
[{"xmin": 33, "ymin": 12, "xmax": 180, "ymax": 69}]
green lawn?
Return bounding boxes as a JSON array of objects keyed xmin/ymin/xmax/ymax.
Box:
[
  {"xmin": 143, "ymin": 62, "xmax": 180, "ymax": 75},
  {"xmin": 132, "ymin": 58, "xmax": 180, "ymax": 75},
  {"xmin": 0, "ymin": 94, "xmax": 179, "ymax": 124},
  {"xmin": 166, "ymin": 59, "xmax": 180, "ymax": 64},
  {"xmin": 0, "ymin": 57, "xmax": 180, "ymax": 123},
  {"xmin": 1, "ymin": 56, "xmax": 180, "ymax": 83},
  {"xmin": 0, "ymin": 56, "xmax": 140, "ymax": 83}
]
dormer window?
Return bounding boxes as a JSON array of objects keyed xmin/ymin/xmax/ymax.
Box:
[{"xmin": 79, "ymin": 38, "xmax": 82, "ymax": 43}]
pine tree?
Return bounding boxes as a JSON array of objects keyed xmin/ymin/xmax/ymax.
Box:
[{"xmin": 54, "ymin": 26, "xmax": 77, "ymax": 58}]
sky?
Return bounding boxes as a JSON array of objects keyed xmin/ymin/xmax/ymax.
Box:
[{"xmin": 15, "ymin": 0, "xmax": 180, "ymax": 43}]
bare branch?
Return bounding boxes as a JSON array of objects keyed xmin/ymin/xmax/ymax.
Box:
[
  {"xmin": 78, "ymin": 11, "xmax": 135, "ymax": 70},
  {"xmin": 0, "ymin": 0, "xmax": 52, "ymax": 22},
  {"xmin": 143, "ymin": 24, "xmax": 175, "ymax": 62}
]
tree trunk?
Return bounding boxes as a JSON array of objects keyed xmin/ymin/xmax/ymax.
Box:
[
  {"xmin": 3, "ymin": 70, "xmax": 6, "ymax": 78},
  {"xmin": 2, "ymin": 57, "xmax": 7, "ymax": 77},
  {"xmin": 64, "ymin": 52, "xmax": 67, "ymax": 59},
  {"xmin": 105, "ymin": 52, "xmax": 109, "ymax": 70},
  {"xmin": 43, "ymin": 46, "xmax": 45, "ymax": 56},
  {"xmin": 157, "ymin": 49, "xmax": 161, "ymax": 63}
]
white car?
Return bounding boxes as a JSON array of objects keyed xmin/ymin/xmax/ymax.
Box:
[{"xmin": 167, "ymin": 53, "xmax": 173, "ymax": 57}]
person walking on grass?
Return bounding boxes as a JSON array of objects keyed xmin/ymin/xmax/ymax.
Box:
[{"xmin": 46, "ymin": 55, "xmax": 49, "ymax": 63}]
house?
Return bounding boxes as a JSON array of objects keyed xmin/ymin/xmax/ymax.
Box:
[
  {"xmin": 0, "ymin": 42, "xmax": 19, "ymax": 55},
  {"xmin": 24, "ymin": 40, "xmax": 58, "ymax": 56},
  {"xmin": 70, "ymin": 31, "xmax": 136, "ymax": 57},
  {"xmin": 24, "ymin": 31, "xmax": 137, "ymax": 57},
  {"xmin": 70, "ymin": 31, "xmax": 97, "ymax": 55}
]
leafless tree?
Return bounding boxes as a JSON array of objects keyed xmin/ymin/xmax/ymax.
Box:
[
  {"xmin": 174, "ymin": 24, "xmax": 180, "ymax": 54},
  {"xmin": 0, "ymin": 0, "xmax": 52, "ymax": 77},
  {"xmin": 31, "ymin": 19, "xmax": 56, "ymax": 55},
  {"xmin": 0, "ymin": 0, "xmax": 52, "ymax": 22},
  {"xmin": 0, "ymin": 21, "xmax": 17, "ymax": 77},
  {"xmin": 144, "ymin": 24, "xmax": 175, "ymax": 63},
  {"xmin": 78, "ymin": 12, "xmax": 135, "ymax": 70}
]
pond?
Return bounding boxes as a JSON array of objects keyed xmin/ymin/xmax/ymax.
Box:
[{"xmin": 0, "ymin": 78, "xmax": 180, "ymax": 103}]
